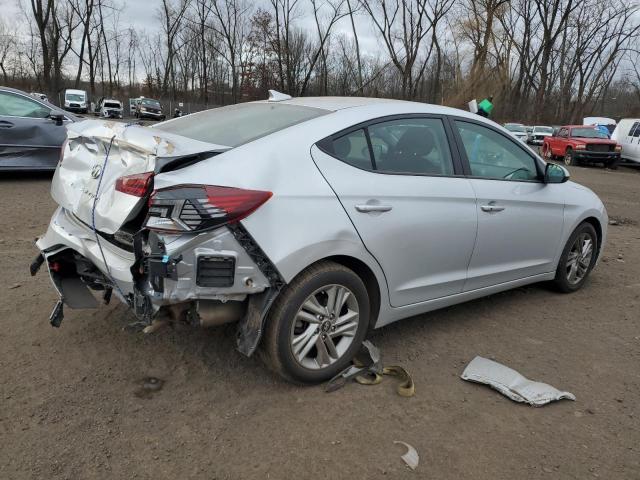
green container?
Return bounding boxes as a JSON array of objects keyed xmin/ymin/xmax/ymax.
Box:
[{"xmin": 478, "ymin": 98, "xmax": 494, "ymax": 114}]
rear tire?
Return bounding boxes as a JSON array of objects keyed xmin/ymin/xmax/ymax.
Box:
[
  {"xmin": 259, "ymin": 261, "xmax": 370, "ymax": 384},
  {"xmin": 543, "ymin": 144, "xmax": 554, "ymax": 160},
  {"xmin": 553, "ymin": 222, "xmax": 598, "ymax": 293}
]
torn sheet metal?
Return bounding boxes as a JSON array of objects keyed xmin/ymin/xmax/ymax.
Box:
[
  {"xmin": 50, "ymin": 119, "xmax": 229, "ymax": 234},
  {"xmin": 461, "ymin": 356, "xmax": 575, "ymax": 406}
]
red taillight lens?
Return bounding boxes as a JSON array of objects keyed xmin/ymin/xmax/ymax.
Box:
[
  {"xmin": 115, "ymin": 172, "xmax": 154, "ymax": 197},
  {"xmin": 145, "ymin": 185, "xmax": 272, "ymax": 232},
  {"xmin": 204, "ymin": 186, "xmax": 273, "ymax": 222}
]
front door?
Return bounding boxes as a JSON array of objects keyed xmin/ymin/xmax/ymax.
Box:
[
  {"xmin": 312, "ymin": 116, "xmax": 478, "ymax": 307},
  {"xmin": 452, "ymin": 119, "xmax": 565, "ymax": 291},
  {"xmin": 0, "ymin": 90, "xmax": 65, "ymax": 170}
]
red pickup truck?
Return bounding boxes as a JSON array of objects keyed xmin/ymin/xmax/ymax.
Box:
[{"xmin": 542, "ymin": 125, "xmax": 621, "ymax": 169}]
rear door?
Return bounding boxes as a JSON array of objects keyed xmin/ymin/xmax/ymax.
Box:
[
  {"xmin": 451, "ymin": 118, "xmax": 565, "ymax": 290},
  {"xmin": 0, "ymin": 90, "xmax": 66, "ymax": 170},
  {"xmin": 312, "ymin": 115, "xmax": 478, "ymax": 307}
]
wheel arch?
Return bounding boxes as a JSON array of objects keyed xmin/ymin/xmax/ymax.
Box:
[
  {"xmin": 320, "ymin": 254, "xmax": 382, "ymax": 331},
  {"xmin": 582, "ymin": 216, "xmax": 603, "ymax": 259}
]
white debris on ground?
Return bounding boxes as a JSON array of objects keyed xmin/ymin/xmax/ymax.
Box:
[
  {"xmin": 393, "ymin": 441, "xmax": 419, "ymax": 470},
  {"xmin": 461, "ymin": 356, "xmax": 576, "ymax": 407}
]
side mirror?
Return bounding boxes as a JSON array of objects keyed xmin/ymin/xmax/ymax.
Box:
[
  {"xmin": 544, "ymin": 163, "xmax": 570, "ymax": 184},
  {"xmin": 49, "ymin": 113, "xmax": 65, "ymax": 126}
]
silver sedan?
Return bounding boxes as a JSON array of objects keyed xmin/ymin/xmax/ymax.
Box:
[{"xmin": 35, "ymin": 94, "xmax": 607, "ymax": 383}]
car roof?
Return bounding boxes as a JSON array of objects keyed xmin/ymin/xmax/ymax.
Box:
[
  {"xmin": 255, "ymin": 96, "xmax": 414, "ymax": 112},
  {"xmin": 253, "ymin": 96, "xmax": 500, "ymax": 124},
  {"xmin": 65, "ymin": 89, "xmax": 86, "ymax": 94},
  {"xmin": 565, "ymin": 125, "xmax": 597, "ymax": 129}
]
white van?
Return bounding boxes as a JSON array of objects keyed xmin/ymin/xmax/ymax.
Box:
[
  {"xmin": 611, "ymin": 119, "xmax": 640, "ymax": 164},
  {"xmin": 63, "ymin": 89, "xmax": 89, "ymax": 114}
]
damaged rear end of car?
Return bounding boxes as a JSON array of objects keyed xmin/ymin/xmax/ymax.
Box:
[{"xmin": 33, "ymin": 119, "xmax": 283, "ymax": 356}]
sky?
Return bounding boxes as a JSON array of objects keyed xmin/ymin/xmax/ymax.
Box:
[{"xmin": 8, "ymin": 0, "xmax": 381, "ymax": 55}]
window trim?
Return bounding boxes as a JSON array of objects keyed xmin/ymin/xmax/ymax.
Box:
[
  {"xmin": 447, "ymin": 116, "xmax": 545, "ymax": 183},
  {"xmin": 316, "ymin": 113, "xmax": 466, "ymax": 178}
]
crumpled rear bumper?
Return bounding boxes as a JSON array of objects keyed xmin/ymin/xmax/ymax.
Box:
[
  {"xmin": 36, "ymin": 207, "xmax": 136, "ymax": 298},
  {"xmin": 36, "ymin": 207, "xmax": 272, "ymax": 310}
]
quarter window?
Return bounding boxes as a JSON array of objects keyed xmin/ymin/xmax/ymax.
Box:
[
  {"xmin": 332, "ymin": 129, "xmax": 373, "ymax": 170},
  {"xmin": 455, "ymin": 121, "xmax": 539, "ymax": 181},
  {"xmin": 0, "ymin": 92, "xmax": 50, "ymax": 118}
]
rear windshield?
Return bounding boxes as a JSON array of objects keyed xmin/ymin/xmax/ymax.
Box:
[{"xmin": 154, "ymin": 102, "xmax": 329, "ymax": 147}]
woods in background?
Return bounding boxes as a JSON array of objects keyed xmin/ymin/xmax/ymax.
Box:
[{"xmin": 1, "ymin": 0, "xmax": 639, "ymax": 122}]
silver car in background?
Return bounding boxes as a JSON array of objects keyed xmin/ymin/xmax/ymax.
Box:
[{"xmin": 34, "ymin": 94, "xmax": 608, "ymax": 383}]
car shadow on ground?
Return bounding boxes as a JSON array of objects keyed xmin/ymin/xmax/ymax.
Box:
[{"xmin": 77, "ymin": 281, "xmax": 553, "ymax": 388}]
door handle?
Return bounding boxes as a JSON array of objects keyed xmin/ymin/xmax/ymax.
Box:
[
  {"xmin": 480, "ymin": 204, "xmax": 505, "ymax": 212},
  {"xmin": 355, "ymin": 204, "xmax": 393, "ymax": 213},
  {"xmin": 0, "ymin": 121, "xmax": 14, "ymax": 129}
]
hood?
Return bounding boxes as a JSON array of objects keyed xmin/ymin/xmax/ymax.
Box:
[
  {"xmin": 51, "ymin": 119, "xmax": 229, "ymax": 234},
  {"xmin": 572, "ymin": 137, "xmax": 616, "ymax": 145}
]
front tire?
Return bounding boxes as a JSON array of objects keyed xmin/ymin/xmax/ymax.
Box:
[
  {"xmin": 553, "ymin": 222, "xmax": 598, "ymax": 293},
  {"xmin": 564, "ymin": 148, "xmax": 578, "ymax": 166},
  {"xmin": 260, "ymin": 261, "xmax": 370, "ymax": 384}
]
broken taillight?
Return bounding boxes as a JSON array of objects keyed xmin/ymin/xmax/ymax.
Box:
[
  {"xmin": 145, "ymin": 185, "xmax": 272, "ymax": 232},
  {"xmin": 115, "ymin": 172, "xmax": 154, "ymax": 197}
]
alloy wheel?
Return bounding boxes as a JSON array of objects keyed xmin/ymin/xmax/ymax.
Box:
[
  {"xmin": 289, "ymin": 284, "xmax": 360, "ymax": 370},
  {"xmin": 565, "ymin": 232, "xmax": 594, "ymax": 285}
]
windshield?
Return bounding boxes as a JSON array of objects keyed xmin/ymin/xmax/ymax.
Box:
[
  {"xmin": 571, "ymin": 127, "xmax": 609, "ymax": 139},
  {"xmin": 534, "ymin": 126, "xmax": 553, "ymax": 133},
  {"xmin": 154, "ymin": 102, "xmax": 329, "ymax": 147},
  {"xmin": 141, "ymin": 99, "xmax": 161, "ymax": 107},
  {"xmin": 104, "ymin": 102, "xmax": 121, "ymax": 108},
  {"xmin": 66, "ymin": 94, "xmax": 85, "ymax": 102},
  {"xmin": 505, "ymin": 124, "xmax": 526, "ymax": 133}
]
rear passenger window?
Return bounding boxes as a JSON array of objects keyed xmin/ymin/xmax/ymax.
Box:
[
  {"xmin": 368, "ymin": 118, "xmax": 454, "ymax": 175},
  {"xmin": 332, "ymin": 129, "xmax": 373, "ymax": 170}
]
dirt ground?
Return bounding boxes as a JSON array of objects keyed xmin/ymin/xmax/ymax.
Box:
[{"xmin": 1, "ymin": 164, "xmax": 639, "ymax": 480}]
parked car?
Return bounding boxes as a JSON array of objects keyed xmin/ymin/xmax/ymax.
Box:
[
  {"xmin": 63, "ymin": 89, "xmax": 89, "ymax": 114},
  {"xmin": 129, "ymin": 98, "xmax": 139, "ymax": 116},
  {"xmin": 34, "ymin": 94, "xmax": 607, "ymax": 383},
  {"xmin": 31, "ymin": 92, "xmax": 48, "ymax": 102},
  {"xmin": 584, "ymin": 116, "xmax": 616, "ymax": 136},
  {"xmin": 0, "ymin": 86, "xmax": 76, "ymax": 171},
  {"xmin": 94, "ymin": 98, "xmax": 123, "ymax": 119},
  {"xmin": 527, "ymin": 125, "xmax": 554, "ymax": 146},
  {"xmin": 503, "ymin": 123, "xmax": 528, "ymax": 142},
  {"xmin": 542, "ymin": 125, "xmax": 621, "ymax": 168},
  {"xmin": 610, "ymin": 119, "xmax": 640, "ymax": 164},
  {"xmin": 135, "ymin": 98, "xmax": 165, "ymax": 120}
]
